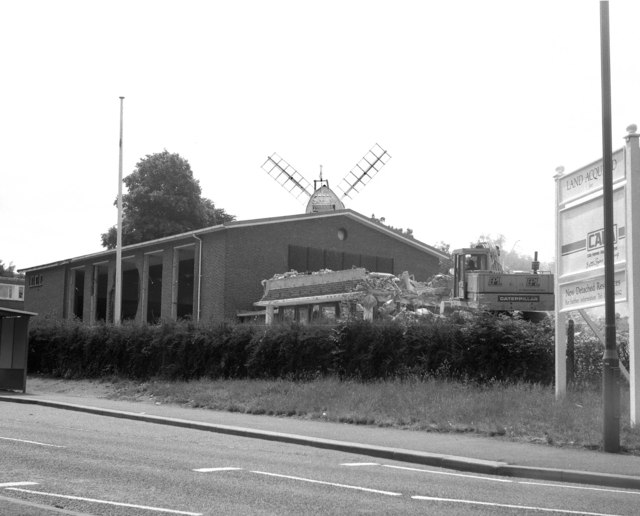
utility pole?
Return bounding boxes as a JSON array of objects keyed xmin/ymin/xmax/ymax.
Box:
[{"xmin": 599, "ymin": 1, "xmax": 620, "ymax": 453}]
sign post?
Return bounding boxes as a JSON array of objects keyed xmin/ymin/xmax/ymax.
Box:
[{"xmin": 625, "ymin": 127, "xmax": 640, "ymax": 425}]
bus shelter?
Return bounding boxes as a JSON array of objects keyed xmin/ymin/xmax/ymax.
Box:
[{"xmin": 0, "ymin": 307, "xmax": 36, "ymax": 393}]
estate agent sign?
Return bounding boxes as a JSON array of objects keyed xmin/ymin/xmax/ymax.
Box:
[{"xmin": 555, "ymin": 127, "xmax": 640, "ymax": 426}]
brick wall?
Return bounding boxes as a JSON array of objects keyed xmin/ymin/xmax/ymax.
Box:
[
  {"xmin": 221, "ymin": 214, "xmax": 441, "ymax": 319},
  {"xmin": 199, "ymin": 231, "xmax": 227, "ymax": 323},
  {"xmin": 24, "ymin": 268, "xmax": 67, "ymax": 319},
  {"xmin": 0, "ymin": 299, "xmax": 25, "ymax": 311}
]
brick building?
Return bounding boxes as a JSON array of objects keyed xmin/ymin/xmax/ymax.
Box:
[{"xmin": 21, "ymin": 209, "xmax": 447, "ymax": 324}]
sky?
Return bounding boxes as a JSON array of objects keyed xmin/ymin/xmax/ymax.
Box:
[{"xmin": 2, "ymin": 0, "xmax": 640, "ymax": 271}]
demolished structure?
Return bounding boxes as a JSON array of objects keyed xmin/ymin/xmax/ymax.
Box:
[{"xmin": 254, "ymin": 268, "xmax": 451, "ymax": 324}]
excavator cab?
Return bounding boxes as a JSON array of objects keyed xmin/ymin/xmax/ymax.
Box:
[
  {"xmin": 452, "ymin": 248, "xmax": 491, "ymax": 299},
  {"xmin": 448, "ymin": 243, "xmax": 554, "ymax": 316}
]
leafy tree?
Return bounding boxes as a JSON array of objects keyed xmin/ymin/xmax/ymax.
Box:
[
  {"xmin": 0, "ymin": 260, "xmax": 20, "ymax": 278},
  {"xmin": 433, "ymin": 241, "xmax": 453, "ymax": 274},
  {"xmin": 101, "ymin": 151, "xmax": 235, "ymax": 248},
  {"xmin": 370, "ymin": 214, "xmax": 414, "ymax": 239},
  {"xmin": 0, "ymin": 260, "xmax": 14, "ymax": 277},
  {"xmin": 474, "ymin": 233, "xmax": 553, "ymax": 272}
]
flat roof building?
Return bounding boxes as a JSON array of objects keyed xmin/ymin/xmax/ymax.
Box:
[{"xmin": 20, "ymin": 209, "xmax": 447, "ymax": 325}]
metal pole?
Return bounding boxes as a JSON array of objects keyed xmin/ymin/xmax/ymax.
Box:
[
  {"xmin": 567, "ymin": 318, "xmax": 575, "ymax": 385},
  {"xmin": 599, "ymin": 1, "xmax": 620, "ymax": 453},
  {"xmin": 115, "ymin": 96, "xmax": 124, "ymax": 325},
  {"xmin": 554, "ymin": 166, "xmax": 567, "ymax": 400}
]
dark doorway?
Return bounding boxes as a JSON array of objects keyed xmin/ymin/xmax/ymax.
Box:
[
  {"xmin": 177, "ymin": 256, "xmax": 195, "ymax": 319},
  {"xmin": 147, "ymin": 260, "xmax": 163, "ymax": 324},
  {"xmin": 95, "ymin": 266, "xmax": 108, "ymax": 322},
  {"xmin": 72, "ymin": 269, "xmax": 84, "ymax": 320},
  {"xmin": 122, "ymin": 264, "xmax": 139, "ymax": 321}
]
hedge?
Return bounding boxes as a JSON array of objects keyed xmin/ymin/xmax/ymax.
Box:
[{"xmin": 26, "ymin": 312, "xmax": 573, "ymax": 384}]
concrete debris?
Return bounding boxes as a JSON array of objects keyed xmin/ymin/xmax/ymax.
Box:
[{"xmin": 352, "ymin": 271, "xmax": 452, "ymax": 318}]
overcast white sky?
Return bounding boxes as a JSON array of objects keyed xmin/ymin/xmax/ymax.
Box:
[{"xmin": 2, "ymin": 0, "xmax": 639, "ymax": 270}]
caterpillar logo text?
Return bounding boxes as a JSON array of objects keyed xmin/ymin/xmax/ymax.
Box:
[{"xmin": 498, "ymin": 295, "xmax": 540, "ymax": 303}]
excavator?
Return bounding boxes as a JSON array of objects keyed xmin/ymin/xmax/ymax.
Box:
[
  {"xmin": 444, "ymin": 243, "xmax": 554, "ymax": 319},
  {"xmin": 256, "ymin": 243, "xmax": 554, "ymax": 324}
]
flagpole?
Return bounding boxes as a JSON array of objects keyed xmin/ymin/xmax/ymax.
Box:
[{"xmin": 115, "ymin": 96, "xmax": 124, "ymax": 325}]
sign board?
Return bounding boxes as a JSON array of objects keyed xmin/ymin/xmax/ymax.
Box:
[
  {"xmin": 555, "ymin": 129, "xmax": 640, "ymax": 425},
  {"xmin": 559, "ymin": 186, "xmax": 626, "ymax": 280},
  {"xmin": 558, "ymin": 269, "xmax": 626, "ymax": 312},
  {"xmin": 557, "ymin": 148, "xmax": 625, "ymax": 205}
]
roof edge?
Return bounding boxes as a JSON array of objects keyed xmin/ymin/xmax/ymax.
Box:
[
  {"xmin": 19, "ymin": 209, "xmax": 447, "ymax": 272},
  {"xmin": 227, "ymin": 209, "xmax": 449, "ymax": 260}
]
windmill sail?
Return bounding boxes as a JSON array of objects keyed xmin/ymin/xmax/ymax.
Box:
[
  {"xmin": 337, "ymin": 144, "xmax": 391, "ymax": 200},
  {"xmin": 261, "ymin": 153, "xmax": 313, "ymax": 202}
]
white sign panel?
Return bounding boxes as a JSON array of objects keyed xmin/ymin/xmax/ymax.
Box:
[
  {"xmin": 559, "ymin": 269, "xmax": 627, "ymax": 312},
  {"xmin": 559, "ymin": 186, "xmax": 626, "ymax": 278},
  {"xmin": 555, "ymin": 130, "xmax": 640, "ymax": 424},
  {"xmin": 558, "ymin": 148, "xmax": 625, "ymax": 205}
]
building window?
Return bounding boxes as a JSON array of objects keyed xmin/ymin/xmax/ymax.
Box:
[
  {"xmin": 309, "ymin": 303, "xmax": 339, "ymax": 321},
  {"xmin": 282, "ymin": 307, "xmax": 295, "ymax": 322},
  {"xmin": 298, "ymin": 306, "xmax": 309, "ymax": 324},
  {"xmin": 0, "ymin": 284, "xmax": 24, "ymax": 300},
  {"xmin": 288, "ymin": 244, "xmax": 394, "ymax": 274},
  {"xmin": 321, "ymin": 304, "xmax": 337, "ymax": 320},
  {"xmin": 29, "ymin": 274, "xmax": 43, "ymax": 288}
]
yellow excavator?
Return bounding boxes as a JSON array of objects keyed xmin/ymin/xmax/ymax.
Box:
[{"xmin": 445, "ymin": 243, "xmax": 554, "ymax": 319}]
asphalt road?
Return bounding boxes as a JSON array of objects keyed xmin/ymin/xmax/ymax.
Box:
[{"xmin": 1, "ymin": 403, "xmax": 639, "ymax": 515}]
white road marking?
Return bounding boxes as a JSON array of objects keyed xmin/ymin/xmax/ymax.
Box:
[
  {"xmin": 0, "ymin": 482, "xmax": 38, "ymax": 488},
  {"xmin": 0, "ymin": 436, "xmax": 65, "ymax": 448},
  {"xmin": 383, "ymin": 464, "xmax": 513, "ymax": 483},
  {"xmin": 412, "ymin": 495, "xmax": 625, "ymax": 516},
  {"xmin": 348, "ymin": 462, "xmax": 639, "ymax": 496},
  {"xmin": 518, "ymin": 480, "xmax": 640, "ymax": 495},
  {"xmin": 251, "ymin": 470, "xmax": 402, "ymax": 496},
  {"xmin": 0, "ymin": 493, "xmax": 93, "ymax": 516},
  {"xmin": 193, "ymin": 467, "xmax": 242, "ymax": 472},
  {"xmin": 6, "ymin": 488, "xmax": 203, "ymax": 516}
]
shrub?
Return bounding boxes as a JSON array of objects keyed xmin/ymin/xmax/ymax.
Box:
[{"xmin": 27, "ymin": 312, "xmax": 558, "ymax": 384}]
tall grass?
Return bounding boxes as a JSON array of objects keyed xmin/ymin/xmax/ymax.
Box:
[{"xmin": 62, "ymin": 375, "xmax": 639, "ymax": 455}]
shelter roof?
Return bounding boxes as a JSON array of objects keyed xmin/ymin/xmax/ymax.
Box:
[
  {"xmin": 260, "ymin": 279, "xmax": 362, "ymax": 302},
  {"xmin": 0, "ymin": 307, "xmax": 37, "ymax": 317}
]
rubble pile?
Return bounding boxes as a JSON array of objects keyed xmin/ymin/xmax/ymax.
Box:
[
  {"xmin": 258, "ymin": 267, "xmax": 454, "ymax": 321},
  {"xmin": 353, "ymin": 271, "xmax": 453, "ymax": 318}
]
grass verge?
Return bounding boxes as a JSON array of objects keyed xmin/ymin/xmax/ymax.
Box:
[{"xmin": 28, "ymin": 375, "xmax": 640, "ymax": 455}]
